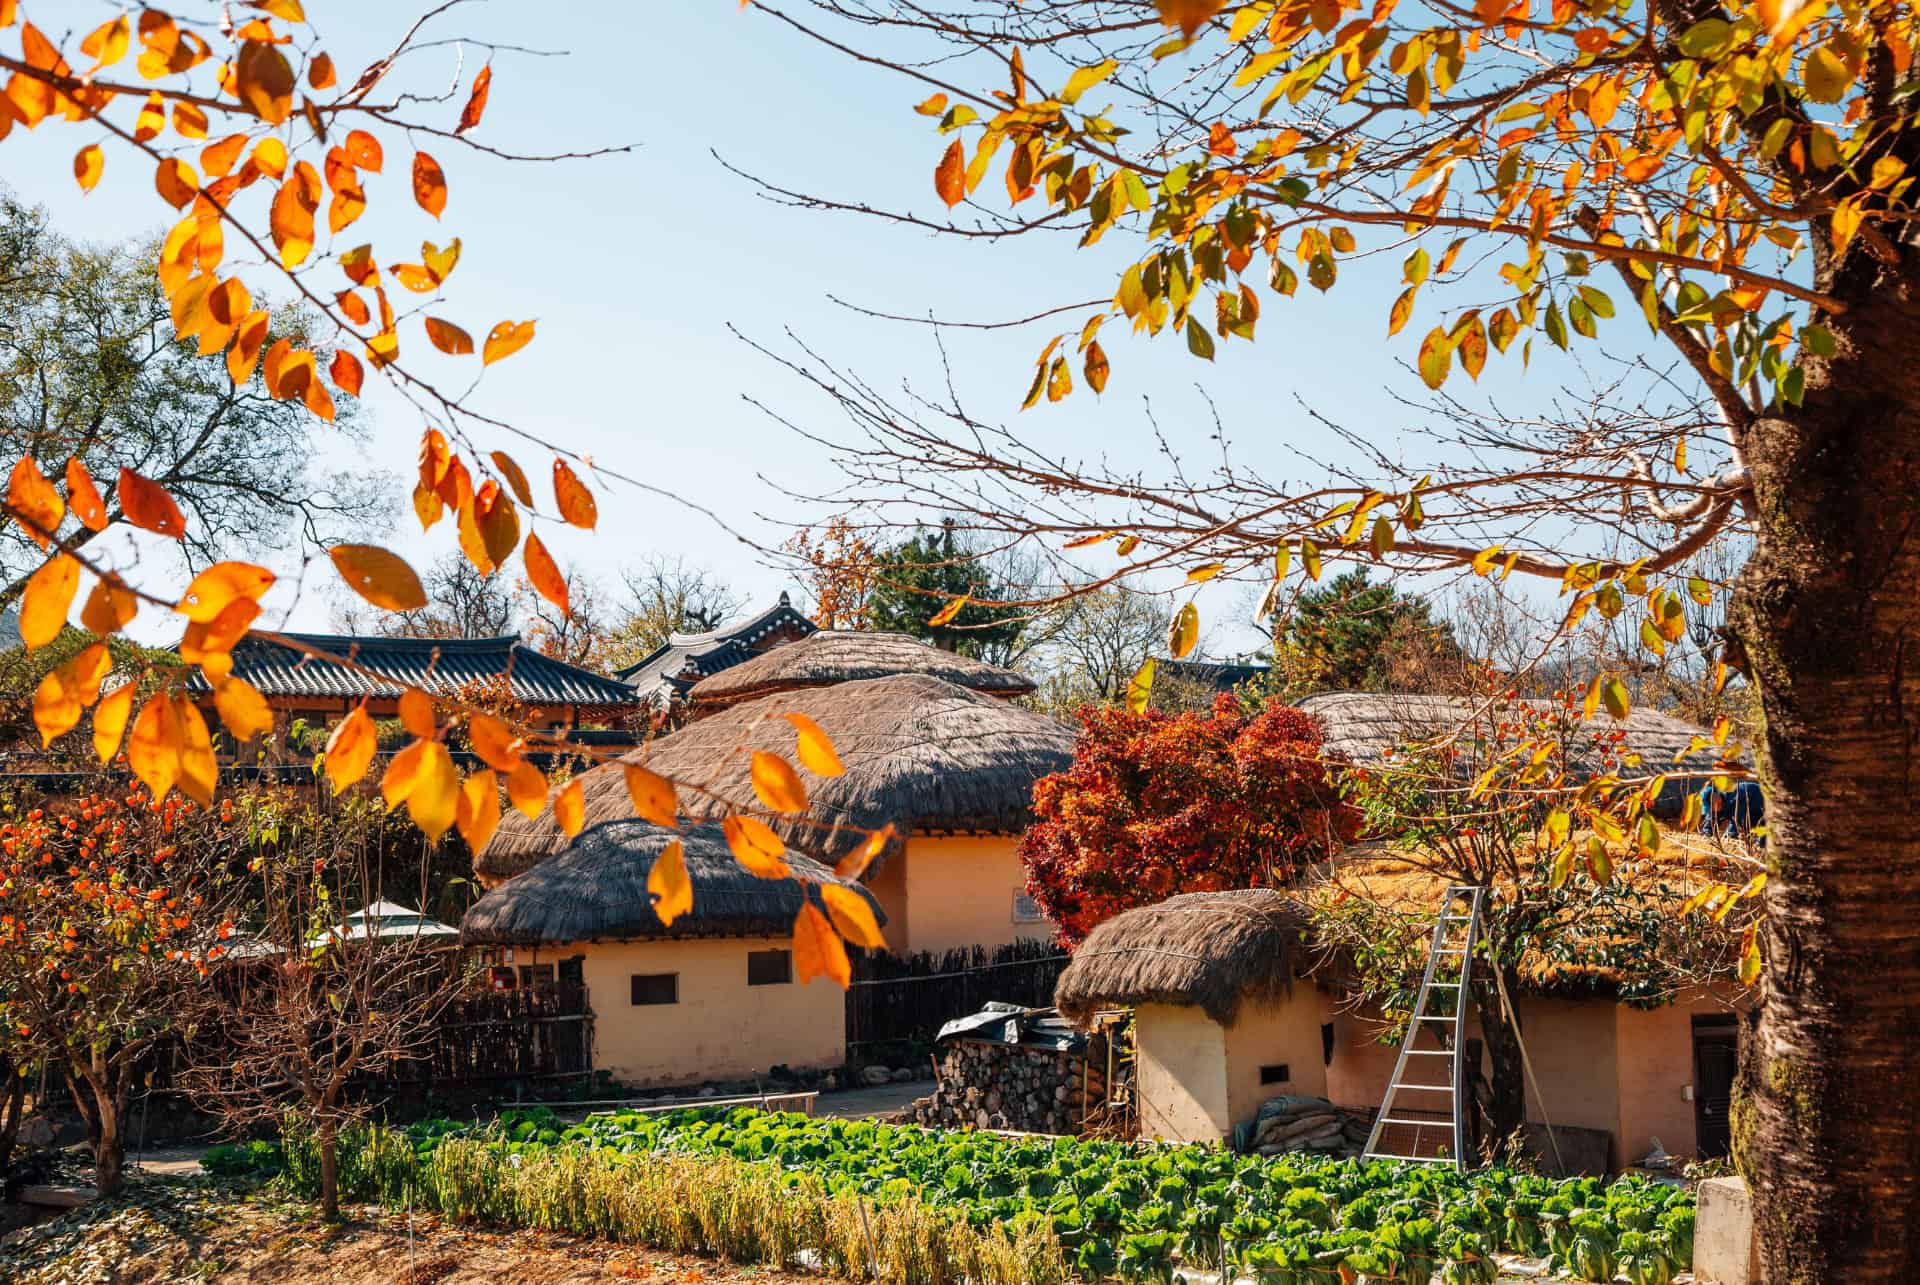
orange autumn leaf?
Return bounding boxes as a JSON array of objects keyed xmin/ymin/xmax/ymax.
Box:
[
  {"xmin": 330, "ymin": 544, "xmax": 428, "ymax": 611},
  {"xmin": 468, "ymin": 714, "xmax": 523, "ymax": 772},
  {"xmin": 551, "ymin": 459, "xmax": 597, "ymax": 529},
  {"xmin": 73, "ymin": 143, "xmax": 103, "ymax": 191},
  {"xmin": 93, "ymin": 681, "xmax": 135, "ymax": 763},
  {"xmin": 623, "ymin": 764, "xmax": 679, "ymax": 827},
  {"xmin": 793, "ymin": 901, "xmax": 851, "ymax": 987},
  {"xmin": 934, "ymin": 138, "xmax": 966, "ymax": 207},
  {"xmin": 425, "ymin": 317, "xmax": 473, "ymax": 355},
  {"xmin": 724, "ymin": 815, "xmax": 790, "ymax": 878},
  {"xmin": 457, "ymin": 62, "xmax": 492, "ymax": 134},
  {"xmin": 412, "ymin": 151, "xmax": 447, "ymax": 217},
  {"xmin": 456, "ymin": 769, "xmax": 502, "ymax": 854},
  {"xmin": 490, "ymin": 451, "xmax": 532, "ymax": 506},
  {"xmin": 179, "ymin": 596, "xmax": 259, "ymax": 676},
  {"xmin": 822, "ymin": 883, "xmax": 885, "ymax": 949},
  {"xmin": 155, "ymin": 157, "xmax": 198, "ymax": 209},
  {"xmin": 19, "ymin": 554, "xmax": 79, "ymax": 649},
  {"xmin": 784, "ymin": 712, "xmax": 845, "ymax": 777},
  {"xmin": 648, "ymin": 838, "xmax": 693, "ymax": 926},
  {"xmin": 213, "ymin": 676, "xmax": 273, "ymax": 742},
  {"xmin": 506, "ymin": 760, "xmax": 547, "ymax": 820},
  {"xmin": 8, "ymin": 456, "xmax": 63, "ymax": 549},
  {"xmin": 344, "ymin": 129, "xmax": 382, "ymax": 171},
  {"xmin": 330, "ymin": 348, "xmax": 364, "ymax": 396},
  {"xmin": 234, "ymin": 38, "xmax": 295, "ymax": 124},
  {"xmin": 308, "ymin": 49, "xmax": 335, "ymax": 89},
  {"xmin": 175, "ymin": 694, "xmax": 218, "ymax": 805},
  {"xmin": 481, "ymin": 319, "xmax": 535, "ymax": 365},
  {"xmin": 407, "ymin": 740, "xmax": 460, "ymax": 840},
  {"xmin": 834, "ymin": 823, "xmax": 896, "ymax": 880},
  {"xmin": 554, "ymin": 778, "xmax": 585, "ymax": 837},
  {"xmin": 399, "ymin": 686, "xmax": 436, "ymax": 739},
  {"xmin": 119, "ymin": 468, "xmax": 186, "ymax": 538},
  {"xmin": 228, "ymin": 310, "xmax": 270, "ymax": 385},
  {"xmin": 127, "ymin": 693, "xmax": 184, "ymax": 801},
  {"xmin": 927, "ymin": 592, "xmax": 969, "ymax": 627},
  {"xmin": 64, "ymin": 458, "xmax": 107, "ymax": 532},
  {"xmin": 324, "ymin": 703, "xmax": 377, "ymax": 794},
  {"xmin": 81, "ymin": 576, "xmax": 139, "ymax": 636},
  {"xmin": 176, "ymin": 561, "xmax": 275, "ymax": 622},
  {"xmin": 32, "ymin": 642, "xmax": 111, "ymax": 747},
  {"xmin": 750, "ymin": 751, "xmax": 809, "ymax": 813},
  {"xmin": 523, "ymin": 532, "xmax": 569, "ymax": 615}
]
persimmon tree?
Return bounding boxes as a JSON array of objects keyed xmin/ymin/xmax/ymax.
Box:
[
  {"xmin": 751, "ymin": 0, "xmax": 1920, "ymax": 1271},
  {"xmin": 0, "ymin": 783, "xmax": 246, "ymax": 1193},
  {"xmin": 0, "ymin": 5, "xmax": 878, "ymax": 982},
  {"xmin": 1021, "ymin": 695, "xmax": 1358, "ymax": 942}
]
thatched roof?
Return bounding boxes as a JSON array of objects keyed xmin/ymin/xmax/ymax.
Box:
[
  {"xmin": 688, "ymin": 631, "xmax": 1036, "ymax": 708},
  {"xmin": 477, "ymin": 674, "xmax": 1075, "ymax": 883},
  {"xmin": 1053, "ymin": 889, "xmax": 1313, "ymax": 1025},
  {"xmin": 461, "ymin": 820, "xmax": 884, "ymax": 947},
  {"xmin": 1297, "ymin": 692, "xmax": 1741, "ymax": 815},
  {"xmin": 1301, "ymin": 828, "xmax": 1748, "ymax": 1001}
]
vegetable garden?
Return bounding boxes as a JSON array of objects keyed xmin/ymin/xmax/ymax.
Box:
[{"xmin": 253, "ymin": 1106, "xmax": 1696, "ymax": 1284}]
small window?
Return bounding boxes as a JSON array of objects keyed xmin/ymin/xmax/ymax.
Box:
[
  {"xmin": 748, "ymin": 949, "xmax": 792, "ymax": 986},
  {"xmin": 1012, "ymin": 891, "xmax": 1047, "ymax": 924},
  {"xmin": 1259, "ymin": 1064, "xmax": 1291, "ymax": 1085},
  {"xmin": 518, "ymin": 963, "xmax": 555, "ymax": 989},
  {"xmin": 631, "ymin": 973, "xmax": 678, "ymax": 1006}
]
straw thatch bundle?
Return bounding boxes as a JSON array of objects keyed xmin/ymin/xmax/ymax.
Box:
[
  {"xmin": 478, "ymin": 674, "xmax": 1074, "ymax": 883},
  {"xmin": 1053, "ymin": 889, "xmax": 1313, "ymax": 1025},
  {"xmin": 461, "ymin": 820, "xmax": 883, "ymax": 946},
  {"xmin": 688, "ymin": 631, "xmax": 1036, "ymax": 708}
]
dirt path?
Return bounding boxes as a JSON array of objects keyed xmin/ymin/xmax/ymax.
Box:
[{"xmin": 1, "ymin": 1180, "xmax": 821, "ymax": 1284}]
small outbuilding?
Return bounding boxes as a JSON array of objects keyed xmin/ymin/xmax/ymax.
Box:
[
  {"xmin": 461, "ymin": 820, "xmax": 885, "ymax": 1088},
  {"xmin": 479, "ymin": 674, "xmax": 1074, "ymax": 956},
  {"xmin": 1054, "ymin": 889, "xmax": 1332, "ymax": 1145}
]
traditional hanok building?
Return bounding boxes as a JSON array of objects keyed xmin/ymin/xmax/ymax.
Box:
[
  {"xmin": 183, "ymin": 631, "xmax": 642, "ymax": 736},
  {"xmin": 615, "ymin": 592, "xmax": 817, "ymax": 711},
  {"xmin": 479, "ymin": 672, "xmax": 1074, "ymax": 955},
  {"xmin": 683, "ymin": 629, "xmax": 1037, "ymax": 713},
  {"xmin": 462, "ymin": 820, "xmax": 885, "ymax": 1087},
  {"xmin": 1054, "ymin": 836, "xmax": 1749, "ymax": 1170}
]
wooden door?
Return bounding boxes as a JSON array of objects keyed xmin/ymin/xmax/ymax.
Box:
[{"xmin": 1693, "ymin": 1016, "xmax": 1739, "ymax": 1159}]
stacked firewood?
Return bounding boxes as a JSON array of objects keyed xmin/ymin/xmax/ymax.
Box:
[
  {"xmin": 1245, "ymin": 1095, "xmax": 1374, "ymax": 1157},
  {"xmin": 905, "ymin": 1040, "xmax": 1104, "ymax": 1135}
]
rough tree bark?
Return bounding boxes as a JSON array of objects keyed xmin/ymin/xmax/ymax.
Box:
[
  {"xmin": 1731, "ymin": 247, "xmax": 1920, "ymax": 1281},
  {"xmin": 65, "ymin": 1063, "xmax": 129, "ymax": 1195},
  {"xmin": 318, "ymin": 1117, "xmax": 340, "ymax": 1221},
  {"xmin": 1472, "ymin": 976, "xmax": 1529, "ymax": 1162}
]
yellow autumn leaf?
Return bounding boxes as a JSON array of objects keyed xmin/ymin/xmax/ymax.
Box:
[
  {"xmin": 407, "ymin": 740, "xmax": 460, "ymax": 841},
  {"xmin": 792, "ymin": 900, "xmax": 851, "ymax": 987},
  {"xmin": 1126, "ymin": 658, "xmax": 1156, "ymax": 714},
  {"xmin": 724, "ymin": 814, "xmax": 790, "ymax": 878},
  {"xmin": 175, "ymin": 694, "xmax": 218, "ymax": 806},
  {"xmin": 175, "ymin": 561, "xmax": 275, "ymax": 622},
  {"xmin": 399, "ymin": 686, "xmax": 436, "ymax": 740},
  {"xmin": 1168, "ymin": 602, "xmax": 1199, "ymax": 659},
  {"xmin": 835, "ymin": 823, "xmax": 896, "ymax": 880},
  {"xmin": 467, "ymin": 714, "xmax": 523, "ymax": 772},
  {"xmin": 507, "ymin": 760, "xmax": 548, "ymax": 820},
  {"xmin": 554, "ymin": 778, "xmax": 585, "ymax": 837},
  {"xmin": 127, "ymin": 693, "xmax": 183, "ymax": 801},
  {"xmin": 648, "ymin": 838, "xmax": 693, "ymax": 927},
  {"xmin": 213, "ymin": 677, "xmax": 273, "ymax": 742},
  {"xmin": 822, "ymin": 884, "xmax": 885, "ymax": 949},
  {"xmin": 93, "ymin": 681, "xmax": 135, "ymax": 763},
  {"xmin": 784, "ymin": 712, "xmax": 845, "ymax": 777},
  {"xmin": 20, "ymin": 554, "xmax": 80, "ymax": 649},
  {"xmin": 624, "ymin": 764, "xmax": 679, "ymax": 827},
  {"xmin": 456, "ymin": 769, "xmax": 502, "ymax": 854},
  {"xmin": 330, "ymin": 544, "xmax": 428, "ymax": 611},
  {"xmin": 750, "ymin": 750, "xmax": 809, "ymax": 813}
]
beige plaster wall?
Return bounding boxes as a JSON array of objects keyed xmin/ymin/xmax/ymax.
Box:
[
  {"xmin": 864, "ymin": 853, "xmax": 911, "ymax": 955},
  {"xmin": 901, "ymin": 834, "xmax": 1055, "ymax": 956},
  {"xmin": 1135, "ymin": 1003, "xmax": 1231, "ymax": 1144},
  {"xmin": 1325, "ymin": 1002, "xmax": 1404, "ymax": 1112},
  {"xmin": 1224, "ymin": 988, "xmax": 1332, "ymax": 1126},
  {"xmin": 523, "ymin": 937, "xmax": 846, "ymax": 1087}
]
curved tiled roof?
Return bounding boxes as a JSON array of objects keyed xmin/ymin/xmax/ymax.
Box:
[
  {"xmin": 182, "ymin": 632, "xmax": 638, "ymax": 707},
  {"xmin": 613, "ymin": 593, "xmax": 817, "ymax": 701}
]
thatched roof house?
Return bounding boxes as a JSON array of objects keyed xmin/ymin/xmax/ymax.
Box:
[
  {"xmin": 1054, "ymin": 889, "xmax": 1312, "ymax": 1024},
  {"xmin": 686, "ymin": 631, "xmax": 1036, "ymax": 709},
  {"xmin": 479, "ymin": 673, "xmax": 1073, "ymax": 884},
  {"xmin": 1298, "ymin": 692, "xmax": 1741, "ymax": 815},
  {"xmin": 614, "ymin": 593, "xmax": 817, "ymax": 709},
  {"xmin": 461, "ymin": 820, "xmax": 881, "ymax": 947}
]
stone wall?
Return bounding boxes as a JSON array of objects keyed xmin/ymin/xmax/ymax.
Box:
[{"xmin": 907, "ymin": 1038, "xmax": 1110, "ymax": 1135}]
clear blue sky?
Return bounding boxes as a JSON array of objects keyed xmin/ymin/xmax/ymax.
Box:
[{"xmin": 8, "ymin": 0, "xmax": 1628, "ymax": 652}]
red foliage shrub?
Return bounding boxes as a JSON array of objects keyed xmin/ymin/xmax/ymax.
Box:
[{"xmin": 1019, "ymin": 694, "xmax": 1359, "ymax": 945}]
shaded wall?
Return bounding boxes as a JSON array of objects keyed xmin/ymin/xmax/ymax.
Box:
[
  {"xmin": 901, "ymin": 833, "xmax": 1055, "ymax": 956},
  {"xmin": 1224, "ymin": 988, "xmax": 1333, "ymax": 1127},
  {"xmin": 1135, "ymin": 1003, "xmax": 1230, "ymax": 1143},
  {"xmin": 518, "ymin": 936, "xmax": 846, "ymax": 1087}
]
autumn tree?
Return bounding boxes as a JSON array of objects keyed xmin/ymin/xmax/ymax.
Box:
[
  {"xmin": 784, "ymin": 515, "xmax": 879, "ymax": 629},
  {"xmin": 1020, "ymin": 695, "xmax": 1358, "ymax": 942},
  {"xmin": 600, "ymin": 553, "xmax": 746, "ymax": 667},
  {"xmin": 754, "ymin": 0, "xmax": 1920, "ymax": 1270},
  {"xmin": 1027, "ymin": 584, "xmax": 1172, "ymax": 711},
  {"xmin": 0, "ymin": 195, "xmax": 389, "ymax": 604},
  {"xmin": 0, "ymin": 782, "xmax": 246, "ymax": 1194},
  {"xmin": 179, "ymin": 794, "xmax": 457, "ymax": 1221}
]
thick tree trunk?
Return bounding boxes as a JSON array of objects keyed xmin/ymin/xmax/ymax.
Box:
[
  {"xmin": 65, "ymin": 1065, "xmax": 127, "ymax": 1196},
  {"xmin": 319, "ymin": 1118, "xmax": 340, "ymax": 1221},
  {"xmin": 1730, "ymin": 275, "xmax": 1920, "ymax": 1282},
  {"xmin": 0, "ymin": 1070, "xmax": 26, "ymax": 1177},
  {"xmin": 1473, "ymin": 977, "xmax": 1528, "ymax": 1161}
]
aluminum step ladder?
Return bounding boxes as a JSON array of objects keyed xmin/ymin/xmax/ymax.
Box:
[{"xmin": 1362, "ymin": 884, "xmax": 1485, "ymax": 1172}]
